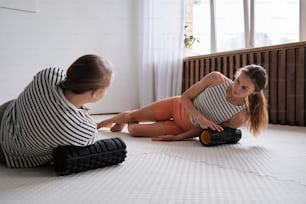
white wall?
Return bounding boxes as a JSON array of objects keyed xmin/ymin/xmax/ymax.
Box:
[{"xmin": 0, "ymin": 0, "xmax": 139, "ymax": 114}]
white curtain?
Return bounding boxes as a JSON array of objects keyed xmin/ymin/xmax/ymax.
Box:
[
  {"xmin": 138, "ymin": 0, "xmax": 185, "ymax": 106},
  {"xmin": 243, "ymin": 0, "xmax": 254, "ymax": 48},
  {"xmin": 209, "ymin": 0, "xmax": 216, "ymax": 53}
]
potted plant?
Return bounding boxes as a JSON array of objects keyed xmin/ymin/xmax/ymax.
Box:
[
  {"xmin": 184, "ymin": 25, "xmax": 199, "ymax": 48},
  {"xmin": 184, "ymin": 25, "xmax": 199, "ymax": 56}
]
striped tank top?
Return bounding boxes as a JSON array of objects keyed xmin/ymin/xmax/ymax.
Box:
[{"xmin": 190, "ymin": 80, "xmax": 247, "ymax": 126}]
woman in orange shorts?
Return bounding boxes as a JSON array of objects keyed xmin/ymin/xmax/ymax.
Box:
[{"xmin": 98, "ymin": 65, "xmax": 269, "ymax": 141}]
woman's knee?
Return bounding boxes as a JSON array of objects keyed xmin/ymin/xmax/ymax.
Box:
[{"xmin": 163, "ymin": 121, "xmax": 184, "ymax": 135}]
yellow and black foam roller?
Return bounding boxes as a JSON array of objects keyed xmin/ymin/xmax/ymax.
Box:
[{"xmin": 199, "ymin": 127, "xmax": 241, "ymax": 146}]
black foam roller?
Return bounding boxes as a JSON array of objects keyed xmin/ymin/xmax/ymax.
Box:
[
  {"xmin": 199, "ymin": 127, "xmax": 241, "ymax": 146},
  {"xmin": 53, "ymin": 137, "xmax": 127, "ymax": 175}
]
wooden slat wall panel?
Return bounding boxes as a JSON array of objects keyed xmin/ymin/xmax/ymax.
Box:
[
  {"xmin": 262, "ymin": 51, "xmax": 270, "ymax": 120},
  {"xmin": 182, "ymin": 41, "xmax": 306, "ymax": 126},
  {"xmin": 229, "ymin": 55, "xmax": 234, "ymax": 79},
  {"xmin": 200, "ymin": 58, "xmax": 205, "ymax": 79},
  {"xmin": 287, "ymin": 48, "xmax": 296, "ymax": 125},
  {"xmin": 194, "ymin": 59, "xmax": 200, "ymax": 83},
  {"xmin": 278, "ymin": 49, "xmax": 286, "ymax": 124},
  {"xmin": 297, "ymin": 48, "xmax": 305, "ymax": 126},
  {"xmin": 270, "ymin": 50, "xmax": 278, "ymax": 124}
]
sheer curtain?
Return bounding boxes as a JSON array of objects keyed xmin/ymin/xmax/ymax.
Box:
[{"xmin": 137, "ymin": 0, "xmax": 185, "ymax": 106}]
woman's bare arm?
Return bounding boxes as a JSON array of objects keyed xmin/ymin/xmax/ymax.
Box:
[{"xmin": 181, "ymin": 71, "xmax": 225, "ymax": 131}]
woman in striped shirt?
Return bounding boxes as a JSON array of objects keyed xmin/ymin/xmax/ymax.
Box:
[
  {"xmin": 0, "ymin": 54, "xmax": 113, "ymax": 168},
  {"xmin": 98, "ymin": 64, "xmax": 268, "ymax": 141}
]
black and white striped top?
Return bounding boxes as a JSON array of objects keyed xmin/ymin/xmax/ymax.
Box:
[
  {"xmin": 190, "ymin": 80, "xmax": 247, "ymax": 126},
  {"xmin": 0, "ymin": 68, "xmax": 99, "ymax": 168}
]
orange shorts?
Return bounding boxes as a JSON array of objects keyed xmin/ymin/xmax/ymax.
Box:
[{"xmin": 150, "ymin": 96, "xmax": 195, "ymax": 135}]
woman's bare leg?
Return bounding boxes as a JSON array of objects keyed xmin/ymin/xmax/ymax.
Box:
[
  {"xmin": 127, "ymin": 122, "xmax": 168, "ymax": 137},
  {"xmin": 97, "ymin": 97, "xmax": 174, "ymax": 132},
  {"xmin": 97, "ymin": 111, "xmax": 132, "ymax": 130},
  {"xmin": 127, "ymin": 121, "xmax": 184, "ymax": 137},
  {"xmin": 97, "ymin": 104, "xmax": 162, "ymax": 132}
]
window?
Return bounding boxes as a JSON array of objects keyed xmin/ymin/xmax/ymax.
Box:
[
  {"xmin": 215, "ymin": 0, "xmax": 244, "ymax": 51},
  {"xmin": 190, "ymin": 0, "xmax": 301, "ymax": 54},
  {"xmin": 254, "ymin": 0, "xmax": 299, "ymax": 47},
  {"xmin": 193, "ymin": 0, "xmax": 210, "ymax": 55}
]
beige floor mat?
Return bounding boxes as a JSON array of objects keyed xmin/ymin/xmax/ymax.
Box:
[{"xmin": 0, "ymin": 115, "xmax": 305, "ymax": 204}]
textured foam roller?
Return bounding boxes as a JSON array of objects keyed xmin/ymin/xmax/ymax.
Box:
[
  {"xmin": 199, "ymin": 127, "xmax": 241, "ymax": 146},
  {"xmin": 53, "ymin": 137, "xmax": 127, "ymax": 175}
]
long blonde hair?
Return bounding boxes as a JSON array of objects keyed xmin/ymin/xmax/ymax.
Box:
[{"xmin": 236, "ymin": 65, "xmax": 268, "ymax": 136}]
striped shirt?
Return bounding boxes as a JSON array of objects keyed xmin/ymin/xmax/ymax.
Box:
[
  {"xmin": 190, "ymin": 80, "xmax": 247, "ymax": 126},
  {"xmin": 0, "ymin": 68, "xmax": 99, "ymax": 168}
]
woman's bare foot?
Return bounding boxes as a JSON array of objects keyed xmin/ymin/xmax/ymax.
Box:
[
  {"xmin": 110, "ymin": 123, "xmax": 126, "ymax": 132},
  {"xmin": 111, "ymin": 111, "xmax": 132, "ymax": 124},
  {"xmin": 97, "ymin": 111, "xmax": 132, "ymax": 130},
  {"xmin": 97, "ymin": 118, "xmax": 114, "ymax": 129}
]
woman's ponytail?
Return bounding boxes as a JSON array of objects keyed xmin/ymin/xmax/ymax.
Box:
[{"xmin": 246, "ymin": 90, "xmax": 268, "ymax": 135}]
